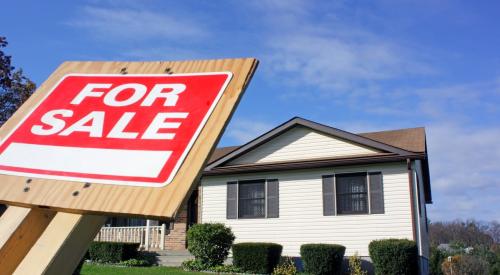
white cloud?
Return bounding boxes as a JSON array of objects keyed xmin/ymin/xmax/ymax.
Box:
[
  {"xmin": 68, "ymin": 5, "xmax": 208, "ymax": 42},
  {"xmin": 225, "ymin": 119, "xmax": 274, "ymax": 144},
  {"xmin": 424, "ymin": 121, "xmax": 500, "ymax": 221},
  {"xmin": 266, "ymin": 32, "xmax": 432, "ymax": 91},
  {"xmin": 247, "ymin": 0, "xmax": 435, "ymax": 95}
]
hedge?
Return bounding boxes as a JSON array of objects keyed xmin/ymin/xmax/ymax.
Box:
[
  {"xmin": 232, "ymin": 242, "xmax": 283, "ymax": 274},
  {"xmin": 88, "ymin": 242, "xmax": 139, "ymax": 263},
  {"xmin": 368, "ymin": 239, "xmax": 418, "ymax": 275},
  {"xmin": 300, "ymin": 244, "xmax": 346, "ymax": 275},
  {"xmin": 187, "ymin": 223, "xmax": 235, "ymax": 268}
]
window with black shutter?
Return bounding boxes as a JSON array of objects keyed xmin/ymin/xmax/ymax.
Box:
[
  {"xmin": 226, "ymin": 179, "xmax": 280, "ymax": 219},
  {"xmin": 336, "ymin": 173, "xmax": 368, "ymax": 214},
  {"xmin": 322, "ymin": 171, "xmax": 385, "ymax": 216},
  {"xmin": 238, "ymin": 179, "xmax": 266, "ymax": 218}
]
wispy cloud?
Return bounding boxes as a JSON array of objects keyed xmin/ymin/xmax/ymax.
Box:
[
  {"xmin": 68, "ymin": 5, "xmax": 208, "ymax": 42},
  {"xmin": 249, "ymin": 1, "xmax": 435, "ymax": 96},
  {"xmin": 266, "ymin": 31, "xmax": 432, "ymax": 91},
  {"xmin": 426, "ymin": 123, "xmax": 500, "ymax": 221},
  {"xmin": 225, "ymin": 118, "xmax": 274, "ymax": 145}
]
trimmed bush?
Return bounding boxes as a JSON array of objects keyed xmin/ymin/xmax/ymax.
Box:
[
  {"xmin": 88, "ymin": 242, "xmax": 139, "ymax": 263},
  {"xmin": 300, "ymin": 244, "xmax": 346, "ymax": 275},
  {"xmin": 233, "ymin": 242, "xmax": 283, "ymax": 274},
  {"xmin": 369, "ymin": 239, "xmax": 418, "ymax": 275},
  {"xmin": 187, "ymin": 223, "xmax": 235, "ymax": 267}
]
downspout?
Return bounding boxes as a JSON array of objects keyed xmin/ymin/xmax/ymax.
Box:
[{"xmin": 407, "ymin": 158, "xmax": 417, "ymax": 241}]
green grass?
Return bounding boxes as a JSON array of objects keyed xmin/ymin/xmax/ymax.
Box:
[{"xmin": 81, "ymin": 264, "xmax": 210, "ymax": 275}]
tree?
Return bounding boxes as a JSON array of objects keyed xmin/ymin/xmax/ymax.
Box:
[
  {"xmin": 0, "ymin": 36, "xmax": 36, "ymax": 126},
  {"xmin": 429, "ymin": 219, "xmax": 495, "ymax": 247}
]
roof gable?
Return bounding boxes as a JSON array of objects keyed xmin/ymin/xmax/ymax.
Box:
[
  {"xmin": 207, "ymin": 117, "xmax": 417, "ymax": 169},
  {"xmin": 228, "ymin": 126, "xmax": 381, "ymax": 165}
]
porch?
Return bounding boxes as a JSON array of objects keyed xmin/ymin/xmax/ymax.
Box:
[
  {"xmin": 94, "ymin": 191, "xmax": 197, "ymax": 251},
  {"xmin": 94, "ymin": 222, "xmax": 167, "ymax": 250}
]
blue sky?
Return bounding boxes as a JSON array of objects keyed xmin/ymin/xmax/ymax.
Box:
[{"xmin": 2, "ymin": 0, "xmax": 499, "ymax": 222}]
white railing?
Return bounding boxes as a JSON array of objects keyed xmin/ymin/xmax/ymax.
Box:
[{"xmin": 94, "ymin": 223, "xmax": 166, "ymax": 250}]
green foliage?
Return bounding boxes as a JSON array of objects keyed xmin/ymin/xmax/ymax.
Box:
[
  {"xmin": 430, "ymin": 246, "xmax": 446, "ymax": 275},
  {"xmin": 348, "ymin": 252, "xmax": 367, "ymax": 275},
  {"xmin": 368, "ymin": 239, "xmax": 418, "ymax": 275},
  {"xmin": 208, "ymin": 265, "xmax": 243, "ymax": 273},
  {"xmin": 186, "ymin": 223, "xmax": 235, "ymax": 268},
  {"xmin": 273, "ymin": 257, "xmax": 297, "ymax": 275},
  {"xmin": 181, "ymin": 259, "xmax": 207, "ymax": 271},
  {"xmin": 300, "ymin": 243, "xmax": 346, "ymax": 275},
  {"xmin": 0, "ymin": 37, "xmax": 36, "ymax": 126},
  {"xmin": 88, "ymin": 242, "xmax": 139, "ymax": 263},
  {"xmin": 232, "ymin": 242, "xmax": 283, "ymax": 274},
  {"xmin": 81, "ymin": 264, "xmax": 213, "ymax": 275},
  {"xmin": 491, "ymin": 261, "xmax": 500, "ymax": 275},
  {"xmin": 119, "ymin": 258, "xmax": 150, "ymax": 267},
  {"xmin": 182, "ymin": 259, "xmax": 242, "ymax": 273}
]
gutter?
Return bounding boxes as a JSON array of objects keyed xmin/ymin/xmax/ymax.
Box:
[{"xmin": 407, "ymin": 158, "xmax": 417, "ymax": 241}]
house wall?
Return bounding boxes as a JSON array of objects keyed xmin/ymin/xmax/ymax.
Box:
[
  {"xmin": 165, "ymin": 204, "xmax": 188, "ymax": 250},
  {"xmin": 229, "ymin": 126, "xmax": 380, "ymax": 165},
  {"xmin": 200, "ymin": 162, "xmax": 414, "ymax": 256}
]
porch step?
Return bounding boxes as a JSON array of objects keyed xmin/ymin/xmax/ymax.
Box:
[{"xmin": 152, "ymin": 250, "xmax": 194, "ymax": 267}]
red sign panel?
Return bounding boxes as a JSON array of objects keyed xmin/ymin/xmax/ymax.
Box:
[{"xmin": 0, "ymin": 73, "xmax": 232, "ymax": 187}]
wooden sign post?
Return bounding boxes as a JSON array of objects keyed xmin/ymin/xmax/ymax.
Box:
[{"xmin": 0, "ymin": 58, "xmax": 258, "ymax": 274}]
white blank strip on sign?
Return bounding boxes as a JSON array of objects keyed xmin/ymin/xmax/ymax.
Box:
[{"xmin": 0, "ymin": 142, "xmax": 171, "ymax": 178}]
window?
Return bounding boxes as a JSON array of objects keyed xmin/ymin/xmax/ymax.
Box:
[
  {"xmin": 227, "ymin": 179, "xmax": 279, "ymax": 219},
  {"xmin": 322, "ymin": 171, "xmax": 384, "ymax": 216},
  {"xmin": 336, "ymin": 173, "xmax": 368, "ymax": 214},
  {"xmin": 238, "ymin": 179, "xmax": 266, "ymax": 218}
]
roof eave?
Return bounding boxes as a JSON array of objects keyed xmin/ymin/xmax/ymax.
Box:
[{"xmin": 204, "ymin": 153, "xmax": 426, "ymax": 176}]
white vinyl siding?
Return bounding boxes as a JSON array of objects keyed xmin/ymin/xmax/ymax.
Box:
[
  {"xmin": 201, "ymin": 162, "xmax": 413, "ymax": 257},
  {"xmin": 228, "ymin": 126, "xmax": 380, "ymax": 165}
]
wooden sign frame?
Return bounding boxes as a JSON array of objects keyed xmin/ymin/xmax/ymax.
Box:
[{"xmin": 0, "ymin": 58, "xmax": 258, "ymax": 219}]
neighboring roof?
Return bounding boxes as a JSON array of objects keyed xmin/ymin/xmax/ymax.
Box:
[
  {"xmin": 359, "ymin": 127, "xmax": 426, "ymax": 153},
  {"xmin": 208, "ymin": 146, "xmax": 239, "ymax": 163}
]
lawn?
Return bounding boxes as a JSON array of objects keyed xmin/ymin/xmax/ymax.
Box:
[{"xmin": 81, "ymin": 264, "xmax": 209, "ymax": 275}]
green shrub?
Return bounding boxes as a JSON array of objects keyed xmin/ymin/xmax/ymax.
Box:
[
  {"xmin": 182, "ymin": 259, "xmax": 207, "ymax": 271},
  {"xmin": 186, "ymin": 223, "xmax": 235, "ymax": 267},
  {"xmin": 118, "ymin": 258, "xmax": 150, "ymax": 267},
  {"xmin": 300, "ymin": 244, "xmax": 346, "ymax": 275},
  {"xmin": 233, "ymin": 242, "xmax": 283, "ymax": 274},
  {"xmin": 368, "ymin": 239, "xmax": 418, "ymax": 275},
  {"xmin": 182, "ymin": 259, "xmax": 242, "ymax": 273},
  {"xmin": 88, "ymin": 242, "xmax": 139, "ymax": 263},
  {"xmin": 273, "ymin": 257, "xmax": 297, "ymax": 275},
  {"xmin": 208, "ymin": 265, "xmax": 243, "ymax": 273},
  {"xmin": 430, "ymin": 246, "xmax": 446, "ymax": 275},
  {"xmin": 349, "ymin": 252, "xmax": 367, "ymax": 275}
]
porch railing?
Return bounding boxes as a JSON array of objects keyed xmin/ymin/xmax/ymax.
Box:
[{"xmin": 94, "ymin": 224, "xmax": 167, "ymax": 250}]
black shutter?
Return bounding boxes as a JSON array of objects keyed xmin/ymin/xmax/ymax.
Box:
[
  {"xmin": 322, "ymin": 175, "xmax": 336, "ymax": 216},
  {"xmin": 369, "ymin": 172, "xmax": 384, "ymax": 214},
  {"xmin": 267, "ymin": 179, "xmax": 279, "ymax": 218},
  {"xmin": 227, "ymin": 181, "xmax": 238, "ymax": 219}
]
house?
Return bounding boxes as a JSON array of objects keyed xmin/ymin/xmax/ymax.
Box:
[{"xmin": 96, "ymin": 117, "xmax": 432, "ymax": 272}]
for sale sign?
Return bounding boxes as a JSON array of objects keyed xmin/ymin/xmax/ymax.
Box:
[{"xmin": 0, "ymin": 73, "xmax": 232, "ymax": 187}]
